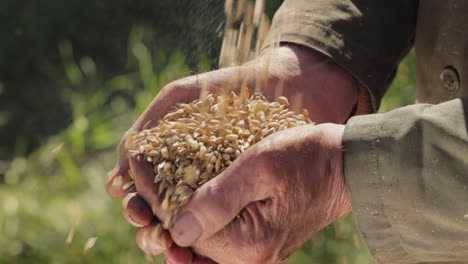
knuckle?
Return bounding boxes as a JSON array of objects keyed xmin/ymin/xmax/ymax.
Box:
[
  {"xmin": 204, "ymin": 182, "xmax": 236, "ymax": 216},
  {"xmin": 251, "ymin": 150, "xmax": 278, "ymax": 184},
  {"xmin": 161, "ymin": 78, "xmax": 187, "ymax": 94},
  {"xmin": 159, "ymin": 83, "xmax": 175, "ymax": 95}
]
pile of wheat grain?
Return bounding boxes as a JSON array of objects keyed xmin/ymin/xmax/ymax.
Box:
[{"xmin": 126, "ymin": 90, "xmax": 312, "ymax": 227}]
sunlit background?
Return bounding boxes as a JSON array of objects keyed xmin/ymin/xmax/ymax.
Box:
[{"xmin": 0, "ymin": 1, "xmax": 415, "ymax": 263}]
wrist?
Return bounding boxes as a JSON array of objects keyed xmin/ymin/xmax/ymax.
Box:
[
  {"xmin": 329, "ymin": 124, "xmax": 352, "ymax": 216},
  {"xmin": 315, "ymin": 123, "xmax": 352, "ymax": 219}
]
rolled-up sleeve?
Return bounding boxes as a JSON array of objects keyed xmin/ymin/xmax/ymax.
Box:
[
  {"xmin": 263, "ymin": 0, "xmax": 419, "ymax": 111},
  {"xmin": 343, "ymin": 97, "xmax": 468, "ymax": 263}
]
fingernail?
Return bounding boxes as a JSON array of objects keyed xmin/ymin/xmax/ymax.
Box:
[
  {"xmin": 106, "ymin": 166, "xmax": 118, "ymax": 178},
  {"xmin": 141, "ymin": 235, "xmax": 149, "ymax": 250},
  {"xmin": 150, "ymin": 225, "xmax": 162, "ymax": 241},
  {"xmin": 148, "ymin": 226, "xmax": 164, "ymax": 251},
  {"xmin": 122, "ymin": 181, "xmax": 134, "ymax": 191},
  {"xmin": 173, "ymin": 212, "xmax": 202, "ymax": 246},
  {"xmin": 127, "ymin": 215, "xmax": 145, "ymax": 228},
  {"xmin": 112, "ymin": 175, "xmax": 123, "ymax": 190},
  {"xmin": 122, "ymin": 194, "xmax": 145, "ymax": 227},
  {"xmin": 160, "ymin": 234, "xmax": 171, "ymax": 250}
]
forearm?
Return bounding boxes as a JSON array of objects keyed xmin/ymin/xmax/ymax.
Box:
[{"xmin": 343, "ymin": 97, "xmax": 468, "ymax": 263}]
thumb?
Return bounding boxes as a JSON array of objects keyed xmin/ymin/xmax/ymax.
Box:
[{"xmin": 170, "ymin": 151, "xmax": 272, "ymax": 247}]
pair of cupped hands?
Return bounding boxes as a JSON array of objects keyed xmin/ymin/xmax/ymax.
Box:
[{"xmin": 106, "ymin": 44, "xmax": 359, "ymax": 264}]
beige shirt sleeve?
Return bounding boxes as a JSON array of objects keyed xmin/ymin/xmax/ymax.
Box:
[
  {"xmin": 263, "ymin": 0, "xmax": 418, "ymax": 111},
  {"xmin": 343, "ymin": 97, "xmax": 468, "ymax": 263}
]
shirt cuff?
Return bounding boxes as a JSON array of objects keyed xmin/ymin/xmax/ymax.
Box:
[
  {"xmin": 343, "ymin": 112, "xmax": 412, "ymax": 263},
  {"xmin": 263, "ymin": 19, "xmax": 386, "ymax": 111},
  {"xmin": 262, "ymin": 1, "xmax": 418, "ymax": 112},
  {"xmin": 343, "ymin": 99, "xmax": 468, "ymax": 263}
]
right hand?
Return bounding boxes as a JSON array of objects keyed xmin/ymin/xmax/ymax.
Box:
[
  {"xmin": 128, "ymin": 123, "xmax": 351, "ymax": 264},
  {"xmin": 106, "ymin": 44, "xmax": 360, "ymax": 259}
]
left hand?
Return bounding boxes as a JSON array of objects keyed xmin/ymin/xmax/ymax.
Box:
[{"xmin": 129, "ymin": 123, "xmax": 351, "ymax": 263}]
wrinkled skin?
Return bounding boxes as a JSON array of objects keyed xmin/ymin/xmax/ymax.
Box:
[{"xmin": 106, "ymin": 45, "xmax": 358, "ymax": 263}]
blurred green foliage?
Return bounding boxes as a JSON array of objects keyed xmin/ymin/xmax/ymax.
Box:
[
  {"xmin": 379, "ymin": 51, "xmax": 416, "ymax": 112},
  {"xmin": 0, "ymin": 0, "xmax": 224, "ymax": 160},
  {"xmin": 0, "ymin": 1, "xmax": 415, "ymax": 263}
]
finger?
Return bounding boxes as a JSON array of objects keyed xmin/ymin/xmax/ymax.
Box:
[
  {"xmin": 136, "ymin": 222, "xmax": 172, "ymax": 256},
  {"xmin": 129, "ymin": 155, "xmax": 161, "ymax": 211},
  {"xmin": 122, "ymin": 192, "xmax": 153, "ymax": 227},
  {"xmin": 129, "ymin": 155, "xmax": 174, "ymax": 224},
  {"xmin": 170, "ymin": 149, "xmax": 272, "ymax": 247},
  {"xmin": 164, "ymin": 244, "xmax": 194, "ymax": 264},
  {"xmin": 105, "ymin": 163, "xmax": 134, "ymax": 198}
]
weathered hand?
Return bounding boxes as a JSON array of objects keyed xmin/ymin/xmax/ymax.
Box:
[
  {"xmin": 107, "ymin": 44, "xmax": 359, "ymax": 259},
  {"xmin": 131, "ymin": 123, "xmax": 351, "ymax": 263}
]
